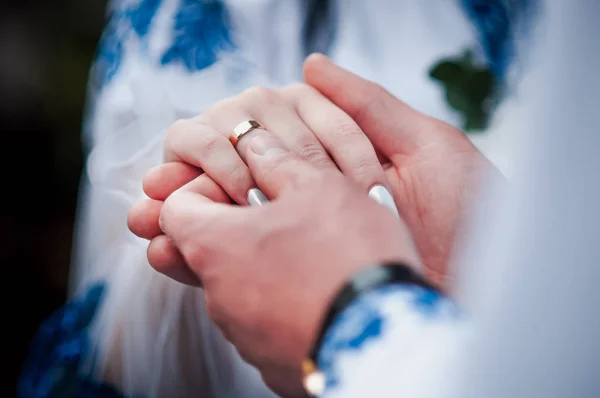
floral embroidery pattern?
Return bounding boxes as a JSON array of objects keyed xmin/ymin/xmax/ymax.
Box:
[
  {"xmin": 161, "ymin": 0, "xmax": 234, "ymax": 72},
  {"xmin": 128, "ymin": 0, "xmax": 162, "ymax": 37},
  {"xmin": 429, "ymin": 49, "xmax": 497, "ymax": 131},
  {"xmin": 18, "ymin": 283, "xmax": 124, "ymax": 398},
  {"xmin": 462, "ymin": 0, "xmax": 513, "ymax": 80},
  {"xmin": 429, "ymin": 0, "xmax": 537, "ymax": 131},
  {"xmin": 94, "ymin": 11, "xmax": 127, "ymax": 87},
  {"xmin": 94, "ymin": 0, "xmax": 233, "ymax": 87},
  {"xmin": 317, "ymin": 285, "xmax": 453, "ymax": 390}
]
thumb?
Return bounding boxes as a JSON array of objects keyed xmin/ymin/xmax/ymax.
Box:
[
  {"xmin": 303, "ymin": 53, "xmax": 432, "ymax": 157},
  {"xmin": 159, "ymin": 191, "xmax": 258, "ymax": 272},
  {"xmin": 243, "ymin": 133, "xmax": 326, "ymax": 199}
]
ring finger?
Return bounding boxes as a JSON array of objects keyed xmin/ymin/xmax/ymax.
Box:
[
  {"xmin": 164, "ymin": 118, "xmax": 257, "ymax": 205},
  {"xmin": 200, "ymin": 87, "xmax": 338, "ymax": 173}
]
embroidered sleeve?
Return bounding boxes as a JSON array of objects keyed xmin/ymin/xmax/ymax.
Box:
[
  {"xmin": 94, "ymin": 0, "xmax": 234, "ymax": 87},
  {"xmin": 317, "ymin": 285, "xmax": 466, "ymax": 398},
  {"xmin": 17, "ymin": 283, "xmax": 126, "ymax": 398}
]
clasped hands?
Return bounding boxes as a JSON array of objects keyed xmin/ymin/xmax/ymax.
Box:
[{"xmin": 128, "ymin": 54, "xmax": 490, "ymax": 397}]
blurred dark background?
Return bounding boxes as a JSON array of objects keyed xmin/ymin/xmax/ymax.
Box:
[{"xmin": 1, "ymin": 0, "xmax": 108, "ymax": 394}]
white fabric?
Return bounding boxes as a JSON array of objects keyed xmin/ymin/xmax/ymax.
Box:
[
  {"xmin": 72, "ymin": 1, "xmax": 532, "ymax": 397},
  {"xmin": 317, "ymin": 2, "xmax": 600, "ymax": 397},
  {"xmin": 319, "ymin": 286, "xmax": 467, "ymax": 398},
  {"xmin": 451, "ymin": 2, "xmax": 600, "ymax": 397}
]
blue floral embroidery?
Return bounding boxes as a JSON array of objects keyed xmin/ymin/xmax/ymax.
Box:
[
  {"xmin": 94, "ymin": 11, "xmax": 127, "ymax": 87},
  {"xmin": 94, "ymin": 0, "xmax": 233, "ymax": 86},
  {"xmin": 461, "ymin": 0, "xmax": 537, "ymax": 81},
  {"xmin": 94, "ymin": 0, "xmax": 162, "ymax": 86},
  {"xmin": 413, "ymin": 288, "xmax": 445, "ymax": 314},
  {"xmin": 161, "ymin": 0, "xmax": 234, "ymax": 72},
  {"xmin": 317, "ymin": 297, "xmax": 383, "ymax": 390},
  {"xmin": 17, "ymin": 283, "xmax": 124, "ymax": 398},
  {"xmin": 462, "ymin": 0, "xmax": 511, "ymax": 79},
  {"xmin": 317, "ymin": 285, "xmax": 452, "ymax": 390},
  {"xmin": 128, "ymin": 0, "xmax": 163, "ymax": 38}
]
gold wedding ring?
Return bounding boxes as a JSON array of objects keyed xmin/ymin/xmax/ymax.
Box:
[{"xmin": 230, "ymin": 120, "xmax": 263, "ymax": 146}]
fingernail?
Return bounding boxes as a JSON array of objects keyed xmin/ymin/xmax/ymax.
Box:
[
  {"xmin": 250, "ymin": 135, "xmax": 289, "ymax": 156},
  {"xmin": 247, "ymin": 188, "xmax": 269, "ymax": 207},
  {"xmin": 368, "ymin": 184, "xmax": 399, "ymax": 218}
]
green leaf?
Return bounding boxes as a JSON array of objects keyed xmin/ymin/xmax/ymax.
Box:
[
  {"xmin": 428, "ymin": 61, "xmax": 463, "ymax": 83},
  {"xmin": 445, "ymin": 85, "xmax": 471, "ymax": 112},
  {"xmin": 464, "ymin": 110, "xmax": 489, "ymax": 132},
  {"xmin": 428, "ymin": 47, "xmax": 504, "ymax": 133},
  {"xmin": 465, "ymin": 69, "xmax": 496, "ymax": 104}
]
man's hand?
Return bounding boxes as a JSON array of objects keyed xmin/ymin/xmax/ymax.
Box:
[
  {"xmin": 304, "ymin": 54, "xmax": 495, "ymax": 285},
  {"xmin": 159, "ymin": 132, "xmax": 421, "ymax": 397}
]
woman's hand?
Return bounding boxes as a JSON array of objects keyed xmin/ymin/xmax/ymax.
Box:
[{"xmin": 158, "ymin": 133, "xmax": 421, "ymax": 397}]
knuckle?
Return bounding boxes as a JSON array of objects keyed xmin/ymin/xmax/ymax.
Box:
[
  {"xmin": 351, "ymin": 158, "xmax": 381, "ymax": 182},
  {"xmin": 214, "ymin": 96, "xmax": 240, "ymax": 113},
  {"xmin": 198, "ymin": 97, "xmax": 238, "ymax": 124},
  {"xmin": 195, "ymin": 127, "xmax": 224, "ymax": 156},
  {"xmin": 298, "ymin": 140, "xmax": 330, "ymax": 166},
  {"xmin": 331, "ymin": 120, "xmax": 375, "ymax": 155},
  {"xmin": 227, "ymin": 162, "xmax": 252, "ymax": 189},
  {"xmin": 281, "ymin": 82, "xmax": 316, "ymax": 98},
  {"xmin": 327, "ymin": 120, "xmax": 382, "ymax": 183},
  {"xmin": 167, "ymin": 118, "xmax": 191, "ymax": 136},
  {"xmin": 331, "ymin": 118, "xmax": 364, "ymax": 142},
  {"xmin": 165, "ymin": 119, "xmax": 191, "ymax": 147},
  {"xmin": 242, "ymin": 86, "xmax": 277, "ymax": 104}
]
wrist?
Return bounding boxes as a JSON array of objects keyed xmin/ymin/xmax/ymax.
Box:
[{"xmin": 302, "ymin": 262, "xmax": 438, "ymax": 395}]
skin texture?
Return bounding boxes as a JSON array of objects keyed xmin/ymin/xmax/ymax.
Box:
[
  {"xmin": 158, "ymin": 134, "xmax": 421, "ymax": 397},
  {"xmin": 129, "ymin": 54, "xmax": 492, "ymax": 287},
  {"xmin": 127, "ymin": 54, "xmax": 495, "ymax": 396}
]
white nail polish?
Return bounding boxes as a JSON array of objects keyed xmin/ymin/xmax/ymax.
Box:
[
  {"xmin": 368, "ymin": 184, "xmax": 399, "ymax": 217},
  {"xmin": 247, "ymin": 188, "xmax": 269, "ymax": 207}
]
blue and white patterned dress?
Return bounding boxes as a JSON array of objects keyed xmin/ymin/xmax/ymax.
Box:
[{"xmin": 18, "ymin": 1, "xmax": 535, "ymax": 397}]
